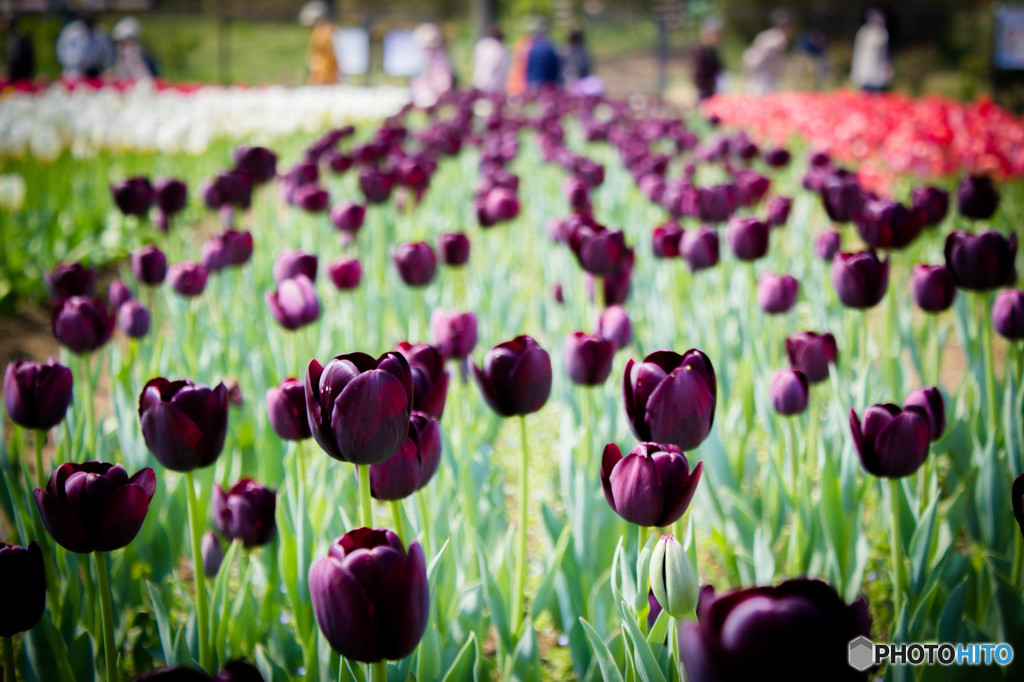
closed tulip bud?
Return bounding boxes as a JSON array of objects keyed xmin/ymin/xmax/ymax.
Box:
[
  {"xmin": 735, "ymin": 170, "xmax": 771, "ymax": 206},
  {"xmin": 815, "ymin": 230, "xmax": 841, "ymax": 261},
  {"xmin": 785, "ymin": 332, "xmax": 837, "ymax": 383},
  {"xmin": 957, "ymin": 174, "xmax": 1000, "ymax": 219},
  {"xmin": 563, "ymin": 176, "xmax": 591, "ymax": 212},
  {"xmin": 727, "ymin": 216, "xmax": 770, "ymax": 261},
  {"xmin": 305, "ymin": 352, "xmax": 413, "ymax": 465},
  {"xmin": 993, "ymin": 290, "xmax": 1024, "ymax": 341},
  {"xmin": 564, "ymin": 332, "xmax": 615, "ymax": 386},
  {"xmin": 770, "ymin": 369, "xmax": 809, "ymax": 416},
  {"xmin": 391, "ymin": 242, "xmax": 437, "ymax": 287},
  {"xmin": 0, "ymin": 541, "xmax": 45, "ymax": 636},
  {"xmin": 481, "ymin": 187, "xmax": 520, "ymax": 225},
  {"xmin": 265, "ymin": 275, "xmax": 320, "ymax": 331},
  {"xmin": 266, "ymin": 377, "xmax": 311, "ymax": 441},
  {"xmin": 222, "ymin": 229, "xmax": 254, "ymax": 266},
  {"xmin": 698, "ymin": 184, "xmax": 737, "ymax": 223},
  {"xmin": 430, "ymin": 309, "xmax": 478, "ymax": 360},
  {"xmin": 911, "ymin": 186, "xmax": 949, "ymax": 226},
  {"xmin": 680, "ymin": 579, "xmax": 872, "ymax": 682},
  {"xmin": 213, "ymin": 479, "xmax": 276, "ymax": 548},
  {"xmin": 4, "ymin": 358, "xmax": 73, "ymax": 430},
  {"xmin": 438, "ymin": 232, "xmax": 471, "ymax": 266},
  {"xmin": 309, "ymin": 529, "xmax": 428, "ymax": 662},
  {"xmin": 680, "ymin": 227, "xmax": 720, "ymax": 272},
  {"xmin": 904, "ymin": 386, "xmax": 945, "ymax": 441},
  {"xmin": 396, "ymin": 342, "xmax": 450, "ymax": 419},
  {"xmin": 856, "ymin": 198, "xmax": 921, "ymax": 250},
  {"xmin": 601, "ymin": 442, "xmax": 702, "ymax": 527},
  {"xmin": 111, "ymin": 176, "xmax": 154, "ymax": 217},
  {"xmin": 273, "ymin": 250, "xmax": 318, "ymax": 284},
  {"xmin": 132, "ymin": 245, "xmax": 168, "ymax": 286},
  {"xmin": 295, "ymin": 184, "xmax": 330, "ymax": 213},
  {"xmin": 359, "ymin": 167, "xmax": 394, "ymax": 204},
  {"xmin": 910, "ymin": 264, "xmax": 956, "ymax": 313},
  {"xmin": 552, "ymin": 282, "xmax": 565, "ymax": 304},
  {"xmin": 650, "ymin": 535, "xmax": 699, "ymax": 618},
  {"xmin": 623, "ymin": 349, "xmax": 716, "ymax": 450},
  {"xmin": 108, "ymin": 278, "xmax": 133, "ymax": 309},
  {"xmin": 33, "ymin": 461, "xmax": 155, "ymax": 552},
  {"xmin": 330, "ymin": 202, "xmax": 367, "ymax": 235},
  {"xmin": 831, "ymin": 251, "xmax": 889, "ymax": 308},
  {"xmin": 1013, "ymin": 474, "xmax": 1024, "ymax": 540},
  {"xmin": 139, "ymin": 378, "xmax": 229, "ymax": 472},
  {"xmin": 155, "ymin": 178, "xmax": 188, "ymax": 216},
  {"xmin": 118, "ymin": 299, "xmax": 150, "ymax": 338},
  {"xmin": 757, "ymin": 273, "xmax": 799, "ymax": 314},
  {"xmin": 327, "ymin": 150, "xmax": 353, "ymax": 174},
  {"xmin": 201, "ymin": 531, "xmax": 224, "ymax": 578},
  {"xmin": 944, "ymin": 231, "xmax": 1017, "ymax": 291},
  {"xmin": 45, "ymin": 262, "xmax": 96, "ymax": 300},
  {"xmin": 169, "ymin": 262, "xmax": 209, "ymax": 297},
  {"xmin": 820, "ymin": 169, "xmax": 862, "ymax": 223},
  {"xmin": 595, "ymin": 304, "xmax": 632, "ymax": 350},
  {"xmin": 571, "ymin": 226, "xmax": 635, "ymax": 277},
  {"xmin": 368, "ymin": 412, "xmax": 442, "ymax": 500},
  {"xmin": 212, "ymin": 170, "xmax": 253, "ymax": 209},
  {"xmin": 652, "ymin": 222, "xmax": 683, "ymax": 258},
  {"xmin": 474, "ymin": 335, "xmax": 552, "ymax": 417},
  {"xmin": 766, "ymin": 196, "xmax": 792, "ymax": 227},
  {"xmin": 234, "ymin": 145, "xmax": 277, "ymax": 184},
  {"xmin": 327, "ymin": 258, "xmax": 362, "ymax": 291},
  {"xmin": 52, "ymin": 297, "xmax": 114, "ymax": 354},
  {"xmin": 850, "ymin": 403, "xmax": 931, "ymax": 478},
  {"xmin": 764, "ymin": 147, "xmax": 791, "ymax": 167}
]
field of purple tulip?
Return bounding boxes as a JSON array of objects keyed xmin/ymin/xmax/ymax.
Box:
[{"xmin": 1, "ymin": 88, "xmax": 1024, "ymax": 682}]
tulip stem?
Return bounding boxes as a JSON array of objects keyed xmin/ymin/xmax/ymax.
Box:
[
  {"xmin": 33, "ymin": 429, "xmax": 45, "ymax": 490},
  {"xmin": 371, "ymin": 660, "xmax": 387, "ymax": 682},
  {"xmin": 80, "ymin": 354, "xmax": 97, "ymax": 457},
  {"xmin": 1012, "ymin": 540, "xmax": 1024, "ymax": 591},
  {"xmin": 184, "ymin": 471, "xmax": 213, "ymax": 671},
  {"xmin": 94, "ymin": 552, "xmax": 119, "ymax": 682},
  {"xmin": 390, "ymin": 500, "xmax": 406, "ymax": 544},
  {"xmin": 358, "ymin": 465, "xmax": 373, "ymax": 528},
  {"xmin": 3, "ymin": 635, "xmax": 16, "ymax": 682},
  {"xmin": 981, "ymin": 293, "xmax": 998, "ymax": 436},
  {"xmin": 415, "ymin": 490, "xmax": 432, "ymax": 559},
  {"xmin": 512, "ymin": 416, "xmax": 529, "ymax": 636},
  {"xmin": 888, "ymin": 479, "xmax": 906, "ymax": 613}
]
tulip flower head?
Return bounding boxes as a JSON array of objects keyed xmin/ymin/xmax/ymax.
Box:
[
  {"xmin": 328, "ymin": 257, "xmax": 363, "ymax": 291},
  {"xmin": 564, "ymin": 331, "xmax": 615, "ymax": 386},
  {"xmin": 117, "ymin": 299, "xmax": 150, "ymax": 338},
  {"xmin": 430, "ymin": 309, "xmax": 478, "ymax": 360},
  {"xmin": 368, "ymin": 412, "xmax": 442, "ymax": 500},
  {"xmin": 815, "ymin": 230, "xmax": 841, "ymax": 261},
  {"xmin": 438, "ymin": 232, "xmax": 471, "ymax": 266},
  {"xmin": 391, "ymin": 242, "xmax": 437, "ymax": 287},
  {"xmin": 595, "ymin": 304, "xmax": 632, "ymax": 351},
  {"xmin": 132, "ymin": 245, "xmax": 168, "ymax": 286},
  {"xmin": 4, "ymin": 358, "xmax": 73, "ymax": 430},
  {"xmin": 265, "ymin": 275, "xmax": 321, "ymax": 331},
  {"xmin": 266, "ymin": 377, "xmax": 311, "ymax": 441},
  {"xmin": 52, "ymin": 296, "xmax": 115, "ymax": 354},
  {"xmin": 45, "ymin": 262, "xmax": 96, "ymax": 300},
  {"xmin": 904, "ymin": 386, "xmax": 945, "ymax": 441},
  {"xmin": 785, "ymin": 332, "xmax": 837, "ymax": 383},
  {"xmin": 474, "ymin": 335, "xmax": 552, "ymax": 417},
  {"xmin": 770, "ymin": 369, "xmax": 809, "ymax": 416},
  {"xmin": 993, "ymin": 290, "xmax": 1024, "ymax": 341},
  {"xmin": 911, "ymin": 264, "xmax": 956, "ymax": 313},
  {"xmin": 831, "ymin": 251, "xmax": 889, "ymax": 309},
  {"xmin": 956, "ymin": 174, "xmax": 1000, "ymax": 220},
  {"xmin": 396, "ymin": 342, "xmax": 450, "ymax": 419},
  {"xmin": 601, "ymin": 442, "xmax": 702, "ymax": 527},
  {"xmin": 623, "ymin": 349, "xmax": 716, "ymax": 450},
  {"xmin": 273, "ymin": 250, "xmax": 318, "ymax": 284},
  {"xmin": 850, "ymin": 403, "xmax": 931, "ymax": 478},
  {"xmin": 168, "ymin": 262, "xmax": 209, "ymax": 297},
  {"xmin": 649, "ymin": 535, "xmax": 699, "ymax": 618},
  {"xmin": 757, "ymin": 273, "xmax": 799, "ymax": 314},
  {"xmin": 212, "ymin": 479, "xmax": 277, "ymax": 548},
  {"xmin": 944, "ymin": 231, "xmax": 1018, "ymax": 291},
  {"xmin": 139, "ymin": 378, "xmax": 229, "ymax": 472},
  {"xmin": 0, "ymin": 541, "xmax": 46, "ymax": 636}
]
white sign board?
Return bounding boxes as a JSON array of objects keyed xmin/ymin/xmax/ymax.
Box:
[
  {"xmin": 995, "ymin": 4, "xmax": 1024, "ymax": 69},
  {"xmin": 383, "ymin": 30, "xmax": 421, "ymax": 77},
  {"xmin": 333, "ymin": 27, "xmax": 369, "ymax": 75}
]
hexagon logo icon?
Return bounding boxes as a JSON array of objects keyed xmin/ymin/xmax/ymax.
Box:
[{"xmin": 848, "ymin": 636, "xmax": 874, "ymax": 672}]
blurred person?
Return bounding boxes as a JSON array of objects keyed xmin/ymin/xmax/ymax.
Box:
[
  {"xmin": 300, "ymin": 0, "xmax": 340, "ymax": 85},
  {"xmin": 56, "ymin": 12, "xmax": 113, "ymax": 79},
  {"xmin": 742, "ymin": 9, "xmax": 795, "ymax": 96},
  {"xmin": 525, "ymin": 20, "xmax": 562, "ymax": 88},
  {"xmin": 411, "ymin": 23, "xmax": 453, "ymax": 107},
  {"xmin": 562, "ymin": 27, "xmax": 591, "ymax": 83},
  {"xmin": 506, "ymin": 22, "xmax": 535, "ymax": 95},
  {"xmin": 110, "ymin": 17, "xmax": 157, "ymax": 80},
  {"xmin": 3, "ymin": 14, "xmax": 35, "ymax": 83},
  {"xmin": 472, "ymin": 23, "xmax": 509, "ymax": 93},
  {"xmin": 691, "ymin": 16, "xmax": 723, "ymax": 101},
  {"xmin": 851, "ymin": 7, "xmax": 892, "ymax": 93},
  {"xmin": 799, "ymin": 29, "xmax": 830, "ymax": 87}
]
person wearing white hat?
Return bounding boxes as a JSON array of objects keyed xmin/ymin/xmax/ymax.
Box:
[{"xmin": 111, "ymin": 16, "xmax": 156, "ymax": 81}]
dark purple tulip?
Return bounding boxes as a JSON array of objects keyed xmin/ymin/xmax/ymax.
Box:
[
  {"xmin": 944, "ymin": 231, "xmax": 1018, "ymax": 291},
  {"xmin": 327, "ymin": 258, "xmax": 362, "ymax": 291},
  {"xmin": 757, "ymin": 273, "xmax": 799, "ymax": 314},
  {"xmin": 911, "ymin": 186, "xmax": 949, "ymax": 227},
  {"xmin": 770, "ymin": 369, "xmax": 809, "ymax": 416},
  {"xmin": 623, "ymin": 349, "xmax": 716, "ymax": 450},
  {"xmin": 564, "ymin": 332, "xmax": 615, "ymax": 386},
  {"xmin": 563, "ymin": 176, "xmax": 591, "ymax": 213},
  {"xmin": 652, "ymin": 222, "xmax": 683, "ymax": 259},
  {"xmin": 138, "ymin": 378, "xmax": 229, "ymax": 472},
  {"xmin": 201, "ymin": 237, "xmax": 229, "ymax": 272},
  {"xmin": 52, "ymin": 297, "xmax": 114, "ymax": 354},
  {"xmin": 815, "ymin": 230, "xmax": 841, "ymax": 261},
  {"xmin": 33, "ymin": 461, "xmax": 155, "ymax": 552},
  {"xmin": 368, "ymin": 412, "xmax": 442, "ymax": 500},
  {"xmin": 856, "ymin": 198, "xmax": 920, "ymax": 250},
  {"xmin": 831, "ymin": 251, "xmax": 889, "ymax": 309},
  {"xmin": 479, "ymin": 187, "xmax": 520, "ymax": 226},
  {"xmin": 222, "ymin": 229, "xmax": 254, "ymax": 266},
  {"xmin": 574, "ymin": 228, "xmax": 634, "ymax": 278},
  {"xmin": 850, "ymin": 404, "xmax": 931, "ymax": 478},
  {"xmin": 588, "ymin": 265, "xmax": 633, "ymax": 305},
  {"xmin": 648, "ymin": 589, "xmax": 664, "ymax": 631},
  {"xmin": 330, "ymin": 202, "xmax": 367, "ymax": 236},
  {"xmin": 359, "ymin": 167, "xmax": 394, "ymax": 204},
  {"xmin": 735, "ymin": 170, "xmax": 771, "ymax": 206},
  {"xmin": 992, "ymin": 290, "xmax": 1024, "ymax": 341},
  {"xmin": 202, "ymin": 531, "xmax": 224, "ymax": 578},
  {"xmin": 4, "ymin": 359, "xmax": 73, "ymax": 430},
  {"xmin": 0, "ymin": 541, "xmax": 45, "ymax": 636},
  {"xmin": 273, "ymin": 250, "xmax": 318, "ymax": 284},
  {"xmin": 168, "ymin": 262, "xmax": 208, "ymax": 297},
  {"xmin": 396, "ymin": 342, "xmax": 450, "ymax": 420},
  {"xmin": 785, "ymin": 331, "xmax": 837, "ymax": 385},
  {"xmin": 764, "ymin": 147, "xmax": 791, "ymax": 167},
  {"xmin": 680, "ymin": 579, "xmax": 871, "ymax": 682},
  {"xmin": 726, "ymin": 217, "xmax": 770, "ymax": 262},
  {"xmin": 327, "ymin": 150, "xmax": 353, "ymax": 174},
  {"xmin": 45, "ymin": 262, "xmax": 96, "ymax": 300},
  {"xmin": 212, "ymin": 479, "xmax": 276, "ymax": 548},
  {"xmin": 911, "ymin": 265, "xmax": 956, "ymax": 313},
  {"xmin": 957, "ymin": 174, "xmax": 1000, "ymax": 220},
  {"xmin": 596, "ymin": 304, "xmax": 632, "ymax": 351},
  {"xmin": 698, "ymin": 184, "xmax": 738, "ymax": 223},
  {"xmin": 108, "ymin": 278, "xmax": 133, "ymax": 309},
  {"xmin": 600, "ymin": 442, "xmax": 702, "ymax": 527},
  {"xmin": 235, "ymin": 145, "xmax": 278, "ymax": 184},
  {"xmin": 132, "ymin": 245, "xmax": 168, "ymax": 286},
  {"xmin": 117, "ymin": 300, "xmax": 150, "ymax": 338},
  {"xmin": 552, "ymin": 283, "xmax": 565, "ymax": 304},
  {"xmin": 266, "ymin": 377, "xmax": 311, "ymax": 441},
  {"xmin": 111, "ymin": 177, "xmax": 154, "ymax": 217},
  {"xmin": 474, "ymin": 335, "xmax": 552, "ymax": 417},
  {"xmin": 438, "ymin": 232, "xmax": 471, "ymax": 266},
  {"xmin": 821, "ymin": 169, "xmax": 862, "ymax": 223},
  {"xmin": 430, "ymin": 309, "xmax": 478, "ymax": 360},
  {"xmin": 295, "ymin": 184, "xmax": 330, "ymax": 213},
  {"xmin": 765, "ymin": 196, "xmax": 792, "ymax": 227},
  {"xmin": 680, "ymin": 227, "xmax": 720, "ymax": 272},
  {"xmin": 209, "ymin": 170, "xmax": 253, "ymax": 209},
  {"xmin": 1013, "ymin": 474, "xmax": 1024, "ymax": 540},
  {"xmin": 154, "ymin": 178, "xmax": 188, "ymax": 217},
  {"xmin": 904, "ymin": 386, "xmax": 945, "ymax": 441},
  {"xmin": 139, "ymin": 661, "xmax": 265, "ymax": 682},
  {"xmin": 391, "ymin": 242, "xmax": 437, "ymax": 287},
  {"xmin": 265, "ymin": 275, "xmax": 320, "ymax": 331},
  {"xmin": 305, "ymin": 352, "xmax": 413, "ymax": 465},
  {"xmin": 309, "ymin": 528, "xmax": 428, "ymax": 663}
]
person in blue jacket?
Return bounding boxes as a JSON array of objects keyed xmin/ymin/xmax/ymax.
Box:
[{"xmin": 525, "ymin": 20, "xmax": 562, "ymax": 88}]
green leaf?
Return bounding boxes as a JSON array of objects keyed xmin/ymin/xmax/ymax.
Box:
[
  {"xmin": 619, "ymin": 601, "xmax": 667, "ymax": 682},
  {"xmin": 938, "ymin": 580, "xmax": 968, "ymax": 643},
  {"xmin": 442, "ymin": 632, "xmax": 479, "ymax": 682},
  {"xmin": 147, "ymin": 581, "xmax": 176, "ymax": 665},
  {"xmin": 475, "ymin": 544, "xmax": 511, "ymax": 649},
  {"xmin": 416, "ymin": 625, "xmax": 442, "ymax": 682},
  {"xmin": 908, "ymin": 492, "xmax": 939, "ymax": 595},
  {"xmin": 579, "ymin": 618, "xmax": 625, "ymax": 682},
  {"xmin": 23, "ymin": 613, "xmax": 74, "ymax": 682}
]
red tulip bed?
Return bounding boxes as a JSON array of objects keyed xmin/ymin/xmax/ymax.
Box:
[{"xmin": 1, "ymin": 87, "xmax": 1023, "ymax": 682}]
